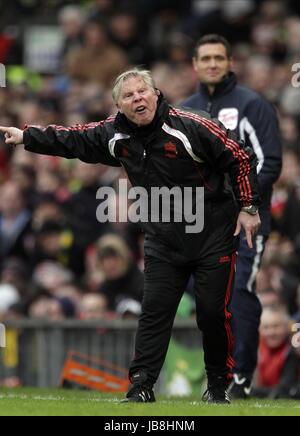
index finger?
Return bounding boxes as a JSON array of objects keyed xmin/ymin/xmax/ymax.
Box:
[{"xmin": 0, "ymin": 126, "xmax": 9, "ymax": 133}]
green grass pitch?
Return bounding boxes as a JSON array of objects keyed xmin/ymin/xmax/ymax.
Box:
[{"xmin": 0, "ymin": 388, "xmax": 299, "ymax": 416}]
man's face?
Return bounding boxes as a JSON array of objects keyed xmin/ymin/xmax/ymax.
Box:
[
  {"xmin": 80, "ymin": 295, "xmax": 108, "ymax": 320},
  {"xmin": 117, "ymin": 76, "xmax": 159, "ymax": 126},
  {"xmin": 0, "ymin": 183, "xmax": 24, "ymax": 218},
  {"xmin": 193, "ymin": 43, "xmax": 232, "ymax": 86},
  {"xmin": 260, "ymin": 311, "xmax": 289, "ymax": 350},
  {"xmin": 99, "ymin": 255, "xmax": 127, "ymax": 280}
]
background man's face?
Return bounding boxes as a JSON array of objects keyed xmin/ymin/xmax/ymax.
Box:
[
  {"xmin": 260, "ymin": 311, "xmax": 289, "ymax": 350},
  {"xmin": 117, "ymin": 76, "xmax": 159, "ymax": 126},
  {"xmin": 193, "ymin": 43, "xmax": 232, "ymax": 86}
]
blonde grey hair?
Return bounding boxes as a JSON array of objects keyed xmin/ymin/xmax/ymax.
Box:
[
  {"xmin": 261, "ymin": 305, "xmax": 291, "ymax": 324},
  {"xmin": 112, "ymin": 68, "xmax": 157, "ymax": 104}
]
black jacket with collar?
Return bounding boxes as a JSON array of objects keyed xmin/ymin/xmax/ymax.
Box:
[{"xmin": 23, "ymin": 95, "xmax": 260, "ymax": 261}]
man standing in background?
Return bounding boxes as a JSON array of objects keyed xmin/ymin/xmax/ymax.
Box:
[{"xmin": 183, "ymin": 34, "xmax": 282, "ymax": 398}]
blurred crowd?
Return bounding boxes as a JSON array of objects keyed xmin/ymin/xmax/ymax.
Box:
[{"xmin": 0, "ymin": 0, "xmax": 300, "ymax": 392}]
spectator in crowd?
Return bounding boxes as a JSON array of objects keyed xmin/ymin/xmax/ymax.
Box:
[
  {"xmin": 28, "ymin": 292, "xmax": 76, "ymax": 321},
  {"xmin": 62, "ymin": 161, "xmax": 116, "ymax": 276},
  {"xmin": 11, "ymin": 148, "xmax": 36, "ymax": 172},
  {"xmin": 258, "ymin": 289, "xmax": 284, "ymax": 308},
  {"xmin": 79, "ymin": 293, "xmax": 109, "ymax": 320},
  {"xmin": 11, "ymin": 164, "xmax": 37, "ymax": 212},
  {"xmin": 0, "ymin": 257, "xmax": 30, "ymax": 298},
  {"xmin": 109, "ymin": 9, "xmax": 146, "ymax": 65},
  {"xmin": 145, "ymin": 3, "xmax": 189, "ymax": 61},
  {"xmin": 0, "ymin": 284, "xmax": 20, "ymax": 319},
  {"xmin": 165, "ymin": 32, "xmax": 194, "ymax": 66},
  {"xmin": 252, "ymin": 305, "xmax": 300, "ymax": 399},
  {"xmin": 271, "ymin": 150, "xmax": 300, "ymax": 232},
  {"xmin": 190, "ymin": 0, "xmax": 256, "ymax": 43},
  {"xmin": 36, "ymin": 167, "xmax": 67, "ymax": 200},
  {"xmin": 58, "ymin": 5, "xmax": 85, "ymax": 60},
  {"xmin": 256, "ymin": 248, "xmax": 300, "ymax": 316},
  {"xmin": 280, "ymin": 115, "xmax": 300, "ymax": 154},
  {"xmin": 251, "ymin": 0, "xmax": 286, "ymax": 61},
  {"xmin": 25, "ymin": 194, "xmax": 85, "ymax": 276},
  {"xmin": 66, "ymin": 161, "xmax": 112, "ymax": 249},
  {"xmin": 65, "ymin": 20, "xmax": 128, "ymax": 87},
  {"xmin": 96, "ymin": 234, "xmax": 144, "ymax": 311},
  {"xmin": 53, "ymin": 283, "xmax": 83, "ymax": 308},
  {"xmin": 32, "ymin": 261, "xmax": 74, "ymax": 295},
  {"xmin": 152, "ymin": 62, "xmax": 197, "ymax": 104},
  {"xmin": 0, "ymin": 182, "xmax": 31, "ymax": 268},
  {"xmin": 280, "ymin": 176, "xmax": 300, "ymax": 243},
  {"xmin": 244, "ymin": 55, "xmax": 274, "ymax": 96},
  {"xmin": 31, "ymin": 196, "xmax": 64, "ymax": 229},
  {"xmin": 30, "ymin": 221, "xmax": 67, "ymax": 267}
]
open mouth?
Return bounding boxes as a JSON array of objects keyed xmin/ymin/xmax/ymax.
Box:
[{"xmin": 135, "ymin": 106, "xmax": 147, "ymax": 114}]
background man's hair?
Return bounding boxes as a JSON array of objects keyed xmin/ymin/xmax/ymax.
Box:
[
  {"xmin": 194, "ymin": 34, "xmax": 233, "ymax": 59},
  {"xmin": 262, "ymin": 304, "xmax": 291, "ymax": 322},
  {"xmin": 112, "ymin": 68, "xmax": 157, "ymax": 104}
]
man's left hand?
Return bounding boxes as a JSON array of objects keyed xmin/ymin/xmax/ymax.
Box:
[{"xmin": 234, "ymin": 211, "xmax": 261, "ymax": 249}]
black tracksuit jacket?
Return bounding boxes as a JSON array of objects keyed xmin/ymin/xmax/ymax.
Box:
[{"xmin": 23, "ymin": 95, "xmax": 261, "ymax": 263}]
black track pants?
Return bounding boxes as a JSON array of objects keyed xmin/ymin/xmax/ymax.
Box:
[
  {"xmin": 230, "ymin": 234, "xmax": 267, "ymax": 378},
  {"xmin": 129, "ymin": 252, "xmax": 237, "ymax": 385}
]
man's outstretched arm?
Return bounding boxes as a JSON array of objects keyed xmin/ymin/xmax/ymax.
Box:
[{"xmin": 0, "ymin": 121, "xmax": 121, "ymax": 167}]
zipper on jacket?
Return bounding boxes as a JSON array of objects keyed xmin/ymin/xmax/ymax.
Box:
[
  {"xmin": 142, "ymin": 145, "xmax": 149, "ymax": 179},
  {"xmin": 206, "ymin": 100, "xmax": 213, "ymax": 114}
]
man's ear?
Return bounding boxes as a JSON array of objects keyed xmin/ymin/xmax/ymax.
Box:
[
  {"xmin": 155, "ymin": 89, "xmax": 161, "ymax": 97},
  {"xmin": 117, "ymin": 104, "xmax": 123, "ymax": 113},
  {"xmin": 192, "ymin": 57, "xmax": 199, "ymax": 72}
]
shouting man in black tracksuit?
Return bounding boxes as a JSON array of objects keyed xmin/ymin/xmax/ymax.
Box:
[
  {"xmin": 182, "ymin": 35, "xmax": 282, "ymax": 398},
  {"xmin": 0, "ymin": 68, "xmax": 261, "ymax": 404}
]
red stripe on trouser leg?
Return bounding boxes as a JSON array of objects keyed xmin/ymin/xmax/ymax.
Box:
[{"xmin": 224, "ymin": 253, "xmax": 237, "ymax": 382}]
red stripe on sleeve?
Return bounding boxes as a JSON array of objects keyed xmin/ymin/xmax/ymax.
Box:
[{"xmin": 170, "ymin": 109, "xmax": 253, "ymax": 205}]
